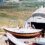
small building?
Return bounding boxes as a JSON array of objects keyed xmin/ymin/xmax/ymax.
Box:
[{"xmin": 27, "ymin": 7, "xmax": 45, "ymax": 29}]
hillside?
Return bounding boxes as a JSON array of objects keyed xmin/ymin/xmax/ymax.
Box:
[
  {"xmin": 0, "ymin": 8, "xmax": 36, "ymax": 20},
  {"xmin": 0, "ymin": 0, "xmax": 44, "ymax": 20},
  {"xmin": 0, "ymin": 0, "xmax": 45, "ymax": 8},
  {"xmin": 0, "ymin": 0, "xmax": 44, "ymax": 28}
]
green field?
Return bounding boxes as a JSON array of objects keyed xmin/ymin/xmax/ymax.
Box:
[
  {"xmin": 0, "ymin": 6, "xmax": 37, "ymax": 32},
  {"xmin": 0, "ymin": 0, "xmax": 44, "ymax": 33},
  {"xmin": 0, "ymin": 8, "xmax": 34, "ymax": 31}
]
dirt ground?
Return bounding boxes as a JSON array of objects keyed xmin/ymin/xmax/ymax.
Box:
[{"xmin": 0, "ymin": 32, "xmax": 9, "ymax": 45}]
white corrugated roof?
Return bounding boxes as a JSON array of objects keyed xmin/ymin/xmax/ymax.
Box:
[
  {"xmin": 33, "ymin": 7, "xmax": 45, "ymax": 14},
  {"xmin": 26, "ymin": 7, "xmax": 45, "ymax": 23}
]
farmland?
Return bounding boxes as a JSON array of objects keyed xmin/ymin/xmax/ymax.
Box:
[
  {"xmin": 0, "ymin": 7, "xmax": 36, "ymax": 32},
  {"xmin": 0, "ymin": 0, "xmax": 42, "ymax": 32}
]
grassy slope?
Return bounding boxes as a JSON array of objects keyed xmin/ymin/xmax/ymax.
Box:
[
  {"xmin": 0, "ymin": 8, "xmax": 36, "ymax": 32},
  {"xmin": 0, "ymin": 8, "xmax": 36, "ymax": 20}
]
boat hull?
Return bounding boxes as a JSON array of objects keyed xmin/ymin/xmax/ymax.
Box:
[{"xmin": 4, "ymin": 29, "xmax": 41, "ymax": 38}]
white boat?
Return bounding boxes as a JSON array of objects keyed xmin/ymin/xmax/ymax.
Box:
[{"xmin": 4, "ymin": 27, "xmax": 41, "ymax": 38}]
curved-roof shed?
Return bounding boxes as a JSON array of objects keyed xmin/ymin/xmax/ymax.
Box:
[
  {"xmin": 27, "ymin": 7, "xmax": 45, "ymax": 23},
  {"xmin": 33, "ymin": 7, "xmax": 45, "ymax": 14},
  {"xmin": 32, "ymin": 7, "xmax": 45, "ymax": 17}
]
